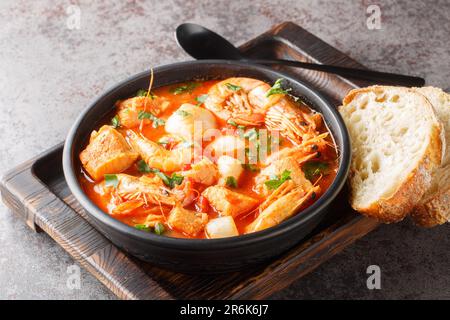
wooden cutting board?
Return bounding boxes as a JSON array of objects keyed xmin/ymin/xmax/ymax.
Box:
[{"xmin": 0, "ymin": 22, "xmax": 379, "ymax": 300}]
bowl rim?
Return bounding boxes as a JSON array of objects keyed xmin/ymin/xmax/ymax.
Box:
[{"xmin": 63, "ymin": 59, "xmax": 351, "ymax": 250}]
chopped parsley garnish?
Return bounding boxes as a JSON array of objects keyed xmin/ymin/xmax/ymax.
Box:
[
  {"xmin": 104, "ymin": 174, "xmax": 119, "ymax": 188},
  {"xmin": 302, "ymin": 161, "xmax": 329, "ymax": 181},
  {"xmin": 264, "ymin": 170, "xmax": 291, "ymax": 190},
  {"xmin": 136, "ymin": 89, "xmax": 148, "ymax": 97},
  {"xmin": 146, "ymin": 167, "xmax": 184, "ymax": 188},
  {"xmin": 227, "ymin": 119, "xmax": 238, "ymax": 127},
  {"xmin": 137, "ymin": 160, "xmax": 151, "ymax": 173},
  {"xmin": 245, "ymin": 146, "xmax": 258, "ymax": 164},
  {"xmin": 170, "ymin": 82, "xmax": 200, "ymax": 95},
  {"xmin": 195, "ymin": 94, "xmax": 208, "ymax": 106},
  {"xmin": 111, "ymin": 115, "xmax": 120, "ymax": 128},
  {"xmin": 266, "ymin": 78, "xmax": 292, "ymax": 97},
  {"xmin": 225, "ymin": 176, "xmax": 238, "ymax": 188},
  {"xmin": 137, "ymin": 110, "xmax": 165, "ymax": 128},
  {"xmin": 243, "ymin": 128, "xmax": 258, "ymax": 140},
  {"xmin": 152, "ymin": 169, "xmax": 172, "ymax": 187},
  {"xmin": 168, "ymin": 173, "xmax": 184, "ymax": 187},
  {"xmin": 136, "ymin": 89, "xmax": 155, "ymax": 98},
  {"xmin": 135, "ymin": 222, "xmax": 165, "ymax": 235},
  {"xmin": 225, "ymin": 83, "xmax": 242, "ymax": 91},
  {"xmin": 135, "ymin": 224, "xmax": 152, "ymax": 232},
  {"xmin": 154, "ymin": 222, "xmax": 165, "ymax": 235},
  {"xmin": 175, "ymin": 109, "xmax": 191, "ymax": 117}
]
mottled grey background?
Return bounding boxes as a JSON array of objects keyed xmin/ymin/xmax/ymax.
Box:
[{"xmin": 0, "ymin": 0, "xmax": 449, "ymax": 300}]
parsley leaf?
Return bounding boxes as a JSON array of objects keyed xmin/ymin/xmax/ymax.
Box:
[
  {"xmin": 225, "ymin": 83, "xmax": 242, "ymax": 91},
  {"xmin": 136, "ymin": 89, "xmax": 155, "ymax": 98},
  {"xmin": 104, "ymin": 174, "xmax": 119, "ymax": 188},
  {"xmin": 175, "ymin": 109, "xmax": 191, "ymax": 117},
  {"xmin": 135, "ymin": 224, "xmax": 151, "ymax": 232},
  {"xmin": 302, "ymin": 161, "xmax": 329, "ymax": 181},
  {"xmin": 137, "ymin": 110, "xmax": 165, "ymax": 128},
  {"xmin": 225, "ymin": 176, "xmax": 238, "ymax": 188},
  {"xmin": 154, "ymin": 222, "xmax": 165, "ymax": 235},
  {"xmin": 169, "ymin": 173, "xmax": 184, "ymax": 187},
  {"xmin": 264, "ymin": 170, "xmax": 291, "ymax": 190},
  {"xmin": 147, "ymin": 167, "xmax": 184, "ymax": 188},
  {"xmin": 137, "ymin": 160, "xmax": 151, "ymax": 173},
  {"xmin": 170, "ymin": 82, "xmax": 200, "ymax": 95},
  {"xmin": 243, "ymin": 128, "xmax": 258, "ymax": 140},
  {"xmin": 227, "ymin": 119, "xmax": 238, "ymax": 127},
  {"xmin": 136, "ymin": 89, "xmax": 148, "ymax": 97},
  {"xmin": 111, "ymin": 115, "xmax": 120, "ymax": 128},
  {"xmin": 266, "ymin": 78, "xmax": 292, "ymax": 97},
  {"xmin": 195, "ymin": 94, "xmax": 208, "ymax": 106}
]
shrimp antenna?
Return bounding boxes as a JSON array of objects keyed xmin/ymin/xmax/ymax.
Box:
[{"xmin": 140, "ymin": 68, "xmax": 155, "ymax": 132}]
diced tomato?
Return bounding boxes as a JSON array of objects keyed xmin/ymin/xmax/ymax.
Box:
[
  {"xmin": 182, "ymin": 164, "xmax": 192, "ymax": 171},
  {"xmin": 196, "ymin": 195, "xmax": 210, "ymax": 213}
]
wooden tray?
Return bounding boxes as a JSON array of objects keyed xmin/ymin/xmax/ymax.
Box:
[{"xmin": 0, "ymin": 22, "xmax": 380, "ymax": 300}]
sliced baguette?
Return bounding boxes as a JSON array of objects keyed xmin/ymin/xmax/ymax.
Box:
[
  {"xmin": 339, "ymin": 86, "xmax": 444, "ymax": 223},
  {"xmin": 410, "ymin": 87, "xmax": 450, "ymax": 227}
]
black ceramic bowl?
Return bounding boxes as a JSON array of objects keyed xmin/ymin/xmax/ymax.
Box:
[{"xmin": 63, "ymin": 60, "xmax": 350, "ymax": 273}]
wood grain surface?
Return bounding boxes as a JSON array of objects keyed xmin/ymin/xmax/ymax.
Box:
[{"xmin": 0, "ymin": 22, "xmax": 380, "ymax": 300}]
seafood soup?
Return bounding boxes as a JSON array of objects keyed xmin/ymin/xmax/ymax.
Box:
[{"xmin": 78, "ymin": 77, "xmax": 338, "ymax": 239}]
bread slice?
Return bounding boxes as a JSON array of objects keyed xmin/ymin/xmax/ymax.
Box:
[
  {"xmin": 410, "ymin": 87, "xmax": 450, "ymax": 227},
  {"xmin": 339, "ymin": 86, "xmax": 444, "ymax": 223}
]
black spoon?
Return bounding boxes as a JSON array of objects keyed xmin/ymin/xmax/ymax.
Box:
[{"xmin": 175, "ymin": 23, "xmax": 425, "ymax": 87}]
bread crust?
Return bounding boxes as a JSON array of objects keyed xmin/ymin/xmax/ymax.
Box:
[
  {"xmin": 342, "ymin": 86, "xmax": 444, "ymax": 223},
  {"xmin": 411, "ymin": 186, "xmax": 450, "ymax": 227},
  {"xmin": 410, "ymin": 87, "xmax": 450, "ymax": 227}
]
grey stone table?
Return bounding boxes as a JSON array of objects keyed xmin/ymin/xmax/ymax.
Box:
[{"xmin": 0, "ymin": 0, "xmax": 449, "ymax": 299}]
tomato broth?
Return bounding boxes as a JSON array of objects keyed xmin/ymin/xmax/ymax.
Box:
[{"xmin": 78, "ymin": 78, "xmax": 338, "ymax": 239}]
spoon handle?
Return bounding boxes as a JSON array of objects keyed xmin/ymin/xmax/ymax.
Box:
[{"xmin": 246, "ymin": 59, "xmax": 425, "ymax": 87}]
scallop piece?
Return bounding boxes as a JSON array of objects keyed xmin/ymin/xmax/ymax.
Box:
[
  {"xmin": 116, "ymin": 96, "xmax": 170, "ymax": 128},
  {"xmin": 217, "ymin": 155, "xmax": 243, "ymax": 186},
  {"xmin": 165, "ymin": 103, "xmax": 217, "ymax": 141},
  {"xmin": 205, "ymin": 216, "xmax": 239, "ymax": 239}
]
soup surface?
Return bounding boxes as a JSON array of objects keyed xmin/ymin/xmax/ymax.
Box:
[{"xmin": 78, "ymin": 77, "xmax": 338, "ymax": 239}]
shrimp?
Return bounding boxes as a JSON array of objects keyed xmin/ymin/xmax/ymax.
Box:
[
  {"xmin": 171, "ymin": 177, "xmax": 198, "ymax": 206},
  {"xmin": 116, "ymin": 96, "xmax": 170, "ymax": 128},
  {"xmin": 126, "ymin": 130, "xmax": 192, "ymax": 172},
  {"xmin": 111, "ymin": 199, "xmax": 145, "ymax": 216},
  {"xmin": 265, "ymin": 98, "xmax": 325, "ymax": 145},
  {"xmin": 205, "ymin": 77, "xmax": 325, "ymax": 146},
  {"xmin": 204, "ymin": 77, "xmax": 272, "ymax": 126},
  {"xmin": 110, "ymin": 174, "xmax": 177, "ymax": 207},
  {"xmin": 245, "ymin": 181, "xmax": 320, "ymax": 233},
  {"xmin": 180, "ymin": 157, "xmax": 218, "ymax": 186},
  {"xmin": 254, "ymin": 156, "xmax": 313, "ymax": 196},
  {"xmin": 104, "ymin": 173, "xmax": 198, "ymax": 214},
  {"xmin": 264, "ymin": 132, "xmax": 330, "ymax": 164}
]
